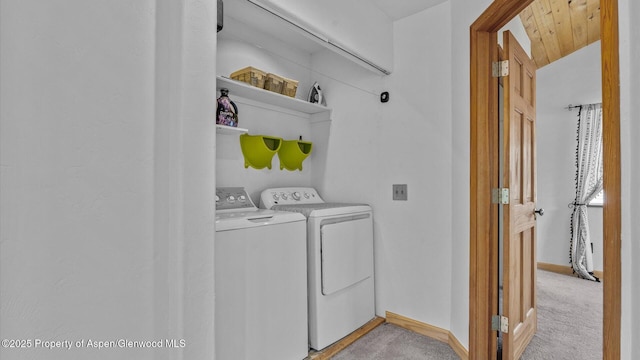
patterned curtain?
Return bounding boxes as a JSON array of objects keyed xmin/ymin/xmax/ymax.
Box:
[{"xmin": 569, "ymin": 103, "xmax": 603, "ymax": 281}]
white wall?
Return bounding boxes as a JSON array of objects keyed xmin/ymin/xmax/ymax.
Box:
[
  {"xmin": 536, "ymin": 42, "xmax": 603, "ymax": 271},
  {"xmin": 619, "ymin": 0, "xmax": 637, "ymax": 357},
  {"xmin": 308, "ymin": 51, "xmax": 382, "ymax": 200},
  {"xmin": 0, "ymin": 1, "xmax": 217, "ymax": 360},
  {"xmin": 217, "ymin": 14, "xmax": 314, "ymax": 101},
  {"xmin": 255, "ymin": 0, "xmax": 394, "ymax": 72},
  {"xmin": 498, "ymin": 16, "xmax": 531, "ymax": 58},
  {"xmin": 167, "ymin": 2, "xmax": 218, "ymax": 359},
  {"xmin": 381, "ymin": 2, "xmax": 453, "ymax": 328},
  {"xmin": 0, "ymin": 2, "xmax": 154, "ymax": 358},
  {"xmin": 309, "ymin": 2, "xmax": 455, "ymax": 331}
]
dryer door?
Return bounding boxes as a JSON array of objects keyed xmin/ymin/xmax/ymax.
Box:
[{"xmin": 320, "ymin": 214, "xmax": 373, "ymax": 296}]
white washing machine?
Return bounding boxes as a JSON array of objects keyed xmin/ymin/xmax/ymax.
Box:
[
  {"xmin": 260, "ymin": 187, "xmax": 375, "ymax": 351},
  {"xmin": 215, "ymin": 187, "xmax": 308, "ymax": 360}
]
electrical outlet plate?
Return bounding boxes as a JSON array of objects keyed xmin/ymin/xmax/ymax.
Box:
[{"xmin": 393, "ymin": 184, "xmax": 408, "ymax": 200}]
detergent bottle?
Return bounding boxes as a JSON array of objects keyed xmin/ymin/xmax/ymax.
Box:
[{"xmin": 216, "ymin": 88, "xmax": 238, "ymax": 127}]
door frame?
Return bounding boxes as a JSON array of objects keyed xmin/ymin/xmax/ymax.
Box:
[{"xmin": 469, "ymin": 0, "xmax": 621, "ymax": 359}]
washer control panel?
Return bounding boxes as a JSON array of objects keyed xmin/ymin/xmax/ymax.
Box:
[
  {"xmin": 216, "ymin": 187, "xmax": 257, "ymax": 211},
  {"xmin": 260, "ymin": 187, "xmax": 324, "ymax": 208}
]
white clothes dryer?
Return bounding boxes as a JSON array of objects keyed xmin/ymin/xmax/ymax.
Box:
[
  {"xmin": 215, "ymin": 187, "xmax": 308, "ymax": 360},
  {"xmin": 260, "ymin": 187, "xmax": 375, "ymax": 351}
]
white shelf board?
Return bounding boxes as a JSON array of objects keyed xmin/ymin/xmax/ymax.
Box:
[
  {"xmin": 216, "ymin": 124, "xmax": 248, "ymax": 135},
  {"xmin": 217, "ymin": 76, "xmax": 330, "ymax": 115}
]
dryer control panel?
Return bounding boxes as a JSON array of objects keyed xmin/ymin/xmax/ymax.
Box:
[
  {"xmin": 216, "ymin": 187, "xmax": 257, "ymax": 212},
  {"xmin": 260, "ymin": 187, "xmax": 323, "ymax": 209}
]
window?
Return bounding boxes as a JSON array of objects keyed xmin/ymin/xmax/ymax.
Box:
[{"xmin": 589, "ymin": 190, "xmax": 604, "ymax": 206}]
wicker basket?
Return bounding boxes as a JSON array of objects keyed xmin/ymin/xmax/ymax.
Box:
[
  {"xmin": 264, "ymin": 73, "xmax": 284, "ymax": 94},
  {"xmin": 281, "ymin": 77, "xmax": 299, "ymax": 98},
  {"xmin": 230, "ymin": 66, "xmax": 267, "ymax": 89}
]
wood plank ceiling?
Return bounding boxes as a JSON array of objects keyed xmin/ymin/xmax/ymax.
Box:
[{"xmin": 519, "ymin": 0, "xmax": 600, "ymax": 68}]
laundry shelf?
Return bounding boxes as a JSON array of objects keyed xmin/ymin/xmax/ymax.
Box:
[
  {"xmin": 217, "ymin": 76, "xmax": 330, "ymax": 115},
  {"xmin": 216, "ymin": 124, "xmax": 249, "ymax": 135}
]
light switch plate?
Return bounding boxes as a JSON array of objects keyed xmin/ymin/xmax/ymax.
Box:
[{"xmin": 393, "ymin": 184, "xmax": 408, "ymax": 200}]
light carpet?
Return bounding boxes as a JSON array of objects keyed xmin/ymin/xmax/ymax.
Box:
[
  {"xmin": 521, "ymin": 269, "xmax": 602, "ymax": 359},
  {"xmin": 331, "ymin": 322, "xmax": 459, "ymax": 360},
  {"xmin": 332, "ymin": 269, "xmax": 602, "ymax": 359}
]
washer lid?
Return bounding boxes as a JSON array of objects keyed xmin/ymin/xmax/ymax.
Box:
[
  {"xmin": 272, "ymin": 203, "xmax": 371, "ymax": 218},
  {"xmin": 215, "ymin": 209, "xmax": 305, "ymax": 231}
]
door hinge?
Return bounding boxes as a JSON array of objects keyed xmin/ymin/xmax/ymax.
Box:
[
  {"xmin": 492, "ymin": 315, "xmax": 509, "ymax": 333},
  {"xmin": 492, "ymin": 188, "xmax": 510, "ymax": 204},
  {"xmin": 492, "ymin": 60, "xmax": 509, "ymax": 77}
]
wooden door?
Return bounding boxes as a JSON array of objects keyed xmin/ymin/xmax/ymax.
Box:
[
  {"xmin": 470, "ymin": 1, "xmax": 621, "ymax": 359},
  {"xmin": 501, "ymin": 30, "xmax": 537, "ymax": 360}
]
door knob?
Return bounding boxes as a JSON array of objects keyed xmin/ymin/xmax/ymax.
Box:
[{"xmin": 534, "ymin": 208, "xmax": 544, "ymax": 219}]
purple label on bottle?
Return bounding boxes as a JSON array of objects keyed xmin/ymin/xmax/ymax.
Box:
[{"xmin": 217, "ymin": 96, "xmax": 238, "ymax": 127}]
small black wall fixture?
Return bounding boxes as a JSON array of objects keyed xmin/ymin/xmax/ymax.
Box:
[
  {"xmin": 380, "ymin": 91, "xmax": 389, "ymax": 103},
  {"xmin": 217, "ymin": 0, "xmax": 224, "ymax": 32}
]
